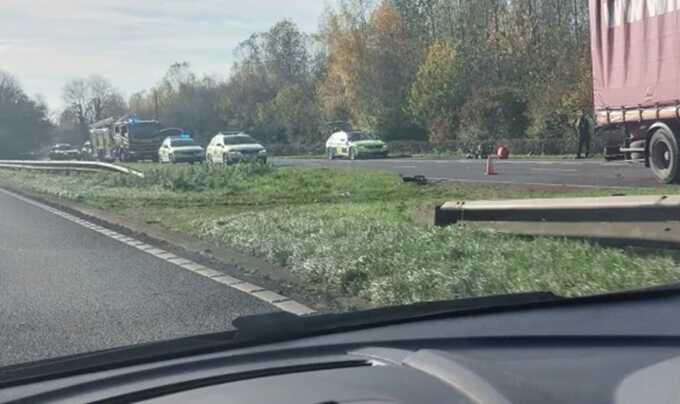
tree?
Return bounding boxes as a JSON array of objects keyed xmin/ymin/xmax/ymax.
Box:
[
  {"xmin": 130, "ymin": 63, "xmax": 227, "ymax": 143},
  {"xmin": 263, "ymin": 20, "xmax": 312, "ymax": 87},
  {"xmin": 61, "ymin": 79, "xmax": 89, "ymax": 141},
  {"xmin": 318, "ymin": 1, "xmax": 371, "ymax": 127},
  {"xmin": 0, "ymin": 70, "xmax": 52, "ymax": 158},
  {"xmin": 272, "ymin": 84, "xmax": 322, "ymax": 144},
  {"xmin": 364, "ymin": 0, "xmax": 422, "ymax": 138},
  {"xmin": 408, "ymin": 41, "xmax": 465, "ymax": 146},
  {"xmin": 458, "ymin": 87, "xmax": 529, "ymax": 146},
  {"xmin": 222, "ymin": 20, "xmax": 320, "ymax": 143},
  {"xmin": 62, "ymin": 76, "xmax": 127, "ymax": 141}
]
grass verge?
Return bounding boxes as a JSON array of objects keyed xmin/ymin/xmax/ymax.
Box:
[{"xmin": 1, "ymin": 164, "xmax": 679, "ymax": 307}]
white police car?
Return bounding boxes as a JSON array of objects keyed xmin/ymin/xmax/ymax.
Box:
[
  {"xmin": 205, "ymin": 132, "xmax": 267, "ymax": 164},
  {"xmin": 158, "ymin": 134, "xmax": 205, "ymax": 164}
]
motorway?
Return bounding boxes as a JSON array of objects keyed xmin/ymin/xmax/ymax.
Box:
[
  {"xmin": 0, "ymin": 189, "xmax": 280, "ymax": 368},
  {"xmin": 273, "ymin": 158, "xmax": 661, "ymax": 188}
]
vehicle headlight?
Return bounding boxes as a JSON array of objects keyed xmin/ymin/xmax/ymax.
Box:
[{"xmin": 258, "ymin": 149, "xmax": 267, "ymax": 155}]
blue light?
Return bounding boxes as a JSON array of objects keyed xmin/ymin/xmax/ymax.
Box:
[{"xmin": 180, "ymin": 132, "xmax": 191, "ymax": 139}]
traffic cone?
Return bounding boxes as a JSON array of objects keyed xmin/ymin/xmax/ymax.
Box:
[{"xmin": 485, "ymin": 155, "xmax": 497, "ymax": 176}]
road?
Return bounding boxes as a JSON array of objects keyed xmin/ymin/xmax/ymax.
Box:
[
  {"xmin": 273, "ymin": 158, "xmax": 661, "ymax": 188},
  {"xmin": 0, "ymin": 189, "xmax": 279, "ymax": 368}
]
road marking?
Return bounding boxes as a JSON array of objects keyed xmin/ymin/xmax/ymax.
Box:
[
  {"xmin": 252, "ymin": 290, "xmax": 289, "ymax": 304},
  {"xmin": 394, "ymin": 165, "xmax": 417, "ymax": 169},
  {"xmin": 231, "ymin": 282, "xmax": 266, "ymax": 294},
  {"xmin": 274, "ymin": 300, "xmax": 316, "ymax": 316},
  {"xmin": 0, "ymin": 188, "xmax": 315, "ymax": 317},
  {"xmin": 212, "ymin": 274, "xmax": 243, "ymax": 286}
]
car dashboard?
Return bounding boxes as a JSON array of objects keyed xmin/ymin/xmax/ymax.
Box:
[{"xmin": 3, "ymin": 290, "xmax": 680, "ymax": 403}]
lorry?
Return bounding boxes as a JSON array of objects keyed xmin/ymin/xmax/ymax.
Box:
[
  {"xmin": 89, "ymin": 114, "xmax": 168, "ymax": 162},
  {"xmin": 590, "ymin": 1, "xmax": 680, "ymax": 183}
]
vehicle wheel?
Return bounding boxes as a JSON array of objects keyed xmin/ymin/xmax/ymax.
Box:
[
  {"xmin": 169, "ymin": 154, "xmax": 175, "ymax": 164},
  {"xmin": 649, "ymin": 127, "xmax": 680, "ymax": 184},
  {"xmin": 223, "ymin": 154, "xmax": 230, "ymax": 165},
  {"xmin": 327, "ymin": 148, "xmax": 335, "ymax": 160},
  {"xmin": 349, "ymin": 148, "xmax": 357, "ymax": 161}
]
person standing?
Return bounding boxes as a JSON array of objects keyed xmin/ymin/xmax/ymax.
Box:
[{"xmin": 576, "ymin": 111, "xmax": 592, "ymax": 159}]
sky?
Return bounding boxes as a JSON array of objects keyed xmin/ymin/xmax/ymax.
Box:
[{"xmin": 0, "ymin": 0, "xmax": 330, "ymax": 112}]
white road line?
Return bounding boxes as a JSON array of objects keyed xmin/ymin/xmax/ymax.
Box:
[
  {"xmin": 0, "ymin": 188, "xmax": 315, "ymax": 317},
  {"xmin": 274, "ymin": 300, "xmax": 316, "ymax": 316},
  {"xmin": 252, "ymin": 290, "xmax": 289, "ymax": 304},
  {"xmin": 394, "ymin": 166, "xmax": 417, "ymax": 169},
  {"xmin": 212, "ymin": 275, "xmax": 243, "ymax": 286},
  {"xmin": 231, "ymin": 282, "xmax": 266, "ymax": 294}
]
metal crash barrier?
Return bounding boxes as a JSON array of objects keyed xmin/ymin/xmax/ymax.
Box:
[
  {"xmin": 435, "ymin": 195, "xmax": 680, "ymax": 248},
  {"xmin": 0, "ymin": 160, "xmax": 144, "ymax": 178}
]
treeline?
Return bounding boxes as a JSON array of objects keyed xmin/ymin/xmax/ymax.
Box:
[
  {"xmin": 127, "ymin": 0, "xmax": 592, "ymax": 148},
  {"xmin": 0, "ymin": 71, "xmax": 52, "ymax": 158},
  {"xmin": 5, "ymin": 0, "xmax": 592, "ymax": 156}
]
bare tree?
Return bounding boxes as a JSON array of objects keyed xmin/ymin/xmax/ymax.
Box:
[{"xmin": 62, "ymin": 76, "xmax": 127, "ymax": 141}]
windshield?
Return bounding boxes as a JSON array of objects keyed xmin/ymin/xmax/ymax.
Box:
[
  {"xmin": 130, "ymin": 122, "xmax": 162, "ymax": 138},
  {"xmin": 4, "ymin": 0, "xmax": 680, "ymax": 373},
  {"xmin": 171, "ymin": 139, "xmax": 198, "ymax": 147},
  {"xmin": 224, "ymin": 135, "xmax": 257, "ymax": 145},
  {"xmin": 348, "ymin": 132, "xmax": 374, "ymax": 142}
]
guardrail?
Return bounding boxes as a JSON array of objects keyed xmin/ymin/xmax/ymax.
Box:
[
  {"xmin": 0, "ymin": 160, "xmax": 144, "ymax": 178},
  {"xmin": 434, "ymin": 195, "xmax": 680, "ymax": 248}
]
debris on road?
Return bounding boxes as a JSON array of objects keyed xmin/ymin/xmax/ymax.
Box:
[{"xmin": 401, "ymin": 174, "xmax": 428, "ymax": 185}]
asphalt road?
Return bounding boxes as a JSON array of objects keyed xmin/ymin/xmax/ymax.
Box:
[
  {"xmin": 273, "ymin": 158, "xmax": 662, "ymax": 188},
  {"xmin": 0, "ymin": 190, "xmax": 276, "ymax": 368}
]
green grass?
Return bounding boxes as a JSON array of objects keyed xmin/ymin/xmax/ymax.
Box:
[
  {"xmin": 1, "ymin": 164, "xmax": 679, "ymax": 306},
  {"xmin": 199, "ymin": 204, "xmax": 680, "ymax": 305}
]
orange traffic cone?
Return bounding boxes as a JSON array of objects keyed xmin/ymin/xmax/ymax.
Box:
[{"xmin": 485, "ymin": 155, "xmax": 497, "ymax": 176}]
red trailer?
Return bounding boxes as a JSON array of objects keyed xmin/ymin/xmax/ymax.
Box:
[{"xmin": 590, "ymin": 0, "xmax": 680, "ymax": 183}]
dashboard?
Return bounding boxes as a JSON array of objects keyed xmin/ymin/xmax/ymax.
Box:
[{"xmin": 3, "ymin": 290, "xmax": 680, "ymax": 403}]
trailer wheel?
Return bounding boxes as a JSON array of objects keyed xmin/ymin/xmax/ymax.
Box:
[{"xmin": 649, "ymin": 127, "xmax": 680, "ymax": 184}]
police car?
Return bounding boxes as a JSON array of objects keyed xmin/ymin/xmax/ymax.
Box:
[
  {"xmin": 326, "ymin": 131, "xmax": 388, "ymax": 160},
  {"xmin": 205, "ymin": 132, "xmax": 267, "ymax": 165},
  {"xmin": 158, "ymin": 134, "xmax": 205, "ymax": 164}
]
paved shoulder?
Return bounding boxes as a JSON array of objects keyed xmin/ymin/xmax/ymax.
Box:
[{"xmin": 0, "ymin": 190, "xmax": 276, "ymax": 367}]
